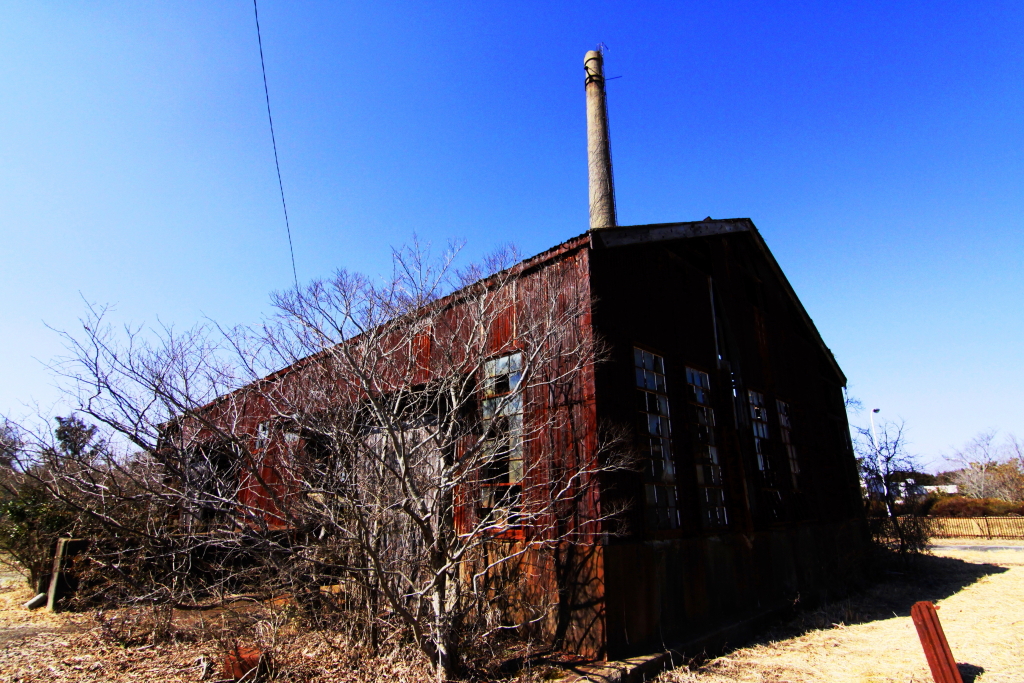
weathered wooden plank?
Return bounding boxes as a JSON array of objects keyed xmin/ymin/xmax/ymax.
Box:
[{"xmin": 911, "ymin": 601, "xmax": 963, "ymax": 683}]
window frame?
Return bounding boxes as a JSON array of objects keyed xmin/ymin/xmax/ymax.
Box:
[
  {"xmin": 776, "ymin": 399, "xmax": 800, "ymax": 491},
  {"xmin": 634, "ymin": 347, "xmax": 680, "ymax": 532},
  {"xmin": 748, "ymin": 389, "xmax": 770, "ymax": 472},
  {"xmin": 476, "ymin": 352, "xmax": 525, "ymax": 531},
  {"xmin": 748, "ymin": 389, "xmax": 784, "ymax": 519},
  {"xmin": 684, "ymin": 365, "xmax": 729, "ymax": 528}
]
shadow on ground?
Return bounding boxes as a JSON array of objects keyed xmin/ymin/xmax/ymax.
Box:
[
  {"xmin": 491, "ymin": 552, "xmax": 1009, "ymax": 680},
  {"xmin": 740, "ymin": 551, "xmax": 1008, "ymax": 646},
  {"xmin": 958, "ymin": 663, "xmax": 985, "ymax": 683},
  {"xmin": 0, "ymin": 624, "xmax": 83, "ymax": 647}
]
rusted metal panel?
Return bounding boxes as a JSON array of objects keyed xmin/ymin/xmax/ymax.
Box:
[
  {"xmin": 911, "ymin": 601, "xmax": 963, "ymax": 683},
  {"xmin": 223, "ymin": 645, "xmax": 265, "ymax": 680}
]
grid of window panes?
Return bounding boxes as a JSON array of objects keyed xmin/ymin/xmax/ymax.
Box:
[
  {"xmin": 777, "ymin": 400, "xmax": 799, "ymax": 490},
  {"xmin": 685, "ymin": 367, "xmax": 728, "ymax": 527},
  {"xmin": 634, "ymin": 348, "xmax": 679, "ymax": 530},
  {"xmin": 478, "ymin": 353, "xmax": 524, "ymax": 528},
  {"xmin": 749, "ymin": 390, "xmax": 783, "ymax": 517},
  {"xmin": 748, "ymin": 390, "xmax": 770, "ymax": 472}
]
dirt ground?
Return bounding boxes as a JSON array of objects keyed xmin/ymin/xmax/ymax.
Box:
[
  {"xmin": 657, "ymin": 540, "xmax": 1024, "ymax": 683},
  {"xmin": 0, "ymin": 541, "xmax": 1021, "ymax": 682}
]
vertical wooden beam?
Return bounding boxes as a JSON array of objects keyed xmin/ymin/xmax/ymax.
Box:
[
  {"xmin": 910, "ymin": 601, "xmax": 963, "ymax": 683},
  {"xmin": 46, "ymin": 538, "xmax": 88, "ymax": 612}
]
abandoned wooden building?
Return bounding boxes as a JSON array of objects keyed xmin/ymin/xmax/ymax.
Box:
[
  {"xmin": 205, "ymin": 215, "xmax": 867, "ymax": 660},
  {"xmin": 548, "ymin": 217, "xmax": 864, "ymax": 657},
  {"xmin": 184, "ymin": 49, "xmax": 866, "ymax": 662}
]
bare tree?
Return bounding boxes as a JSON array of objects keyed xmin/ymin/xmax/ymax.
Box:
[
  {"xmin": 944, "ymin": 431, "xmax": 1024, "ymax": 502},
  {"xmin": 1002, "ymin": 434, "xmax": 1024, "ymax": 502},
  {"xmin": 946, "ymin": 431, "xmax": 1000, "ymax": 499},
  {"xmin": 854, "ymin": 420, "xmax": 929, "ymax": 555},
  {"xmin": 843, "ymin": 388, "xmax": 863, "ymax": 413},
  {"xmin": 31, "ymin": 240, "xmax": 630, "ymax": 680}
]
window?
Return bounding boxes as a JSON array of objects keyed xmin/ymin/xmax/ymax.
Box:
[
  {"xmin": 635, "ymin": 348, "xmax": 679, "ymax": 530},
  {"xmin": 478, "ymin": 353, "xmax": 524, "ymax": 528},
  {"xmin": 255, "ymin": 421, "xmax": 270, "ymax": 450},
  {"xmin": 748, "ymin": 390, "xmax": 770, "ymax": 472},
  {"xmin": 255, "ymin": 420, "xmax": 301, "ymax": 450},
  {"xmin": 685, "ymin": 367, "xmax": 728, "ymax": 527},
  {"xmin": 749, "ymin": 390, "xmax": 783, "ymax": 518},
  {"xmin": 777, "ymin": 400, "xmax": 799, "ymax": 490}
]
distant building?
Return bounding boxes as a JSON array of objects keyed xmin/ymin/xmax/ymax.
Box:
[{"xmin": 923, "ymin": 484, "xmax": 959, "ymax": 495}]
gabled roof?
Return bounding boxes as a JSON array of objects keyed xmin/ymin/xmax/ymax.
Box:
[
  {"xmin": 186, "ymin": 218, "xmax": 844, "ymax": 424},
  {"xmin": 588, "ymin": 218, "xmax": 846, "ymax": 386}
]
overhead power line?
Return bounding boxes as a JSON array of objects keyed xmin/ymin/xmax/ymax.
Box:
[{"xmin": 253, "ymin": 0, "xmax": 298, "ymax": 289}]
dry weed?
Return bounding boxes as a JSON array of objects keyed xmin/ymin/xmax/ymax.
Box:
[{"xmin": 5, "ymin": 544, "xmax": 1020, "ymax": 682}]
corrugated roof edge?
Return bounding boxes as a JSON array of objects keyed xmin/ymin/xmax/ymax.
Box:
[{"xmin": 588, "ymin": 218, "xmax": 753, "ymax": 249}]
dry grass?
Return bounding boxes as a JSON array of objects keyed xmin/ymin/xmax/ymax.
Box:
[
  {"xmin": 0, "ymin": 578, "xmax": 90, "ymax": 644},
  {"xmin": 0, "ymin": 574, "xmax": 437, "ymax": 682},
  {"xmin": 658, "ymin": 543, "xmax": 1024, "ymax": 683},
  {"xmin": 931, "ymin": 538, "xmax": 1024, "ymax": 547},
  {"xmin": 2, "ymin": 543, "xmax": 1022, "ymax": 682},
  {"xmin": 0, "ymin": 575, "xmax": 559, "ymax": 682}
]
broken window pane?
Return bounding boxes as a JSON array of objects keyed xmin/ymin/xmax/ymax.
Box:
[
  {"xmin": 478, "ymin": 352, "xmax": 525, "ymax": 527},
  {"xmin": 777, "ymin": 399, "xmax": 800, "ymax": 490},
  {"xmin": 635, "ymin": 347, "xmax": 678, "ymax": 530},
  {"xmin": 684, "ymin": 366, "xmax": 728, "ymax": 528},
  {"xmin": 748, "ymin": 390, "xmax": 771, "ymax": 474}
]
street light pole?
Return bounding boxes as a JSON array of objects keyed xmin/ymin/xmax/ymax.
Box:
[{"xmin": 869, "ymin": 408, "xmax": 880, "ymax": 450}]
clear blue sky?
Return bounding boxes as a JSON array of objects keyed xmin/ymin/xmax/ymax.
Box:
[{"xmin": 2, "ymin": 1, "xmax": 1022, "ymax": 469}]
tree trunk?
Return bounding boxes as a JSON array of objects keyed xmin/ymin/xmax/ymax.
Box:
[{"xmin": 431, "ymin": 566, "xmax": 456, "ymax": 682}]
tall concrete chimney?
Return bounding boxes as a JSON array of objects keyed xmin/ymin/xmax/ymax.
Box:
[{"xmin": 585, "ymin": 49, "xmax": 617, "ymax": 230}]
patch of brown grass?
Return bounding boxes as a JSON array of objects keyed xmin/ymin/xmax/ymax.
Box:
[
  {"xmin": 0, "ymin": 578, "xmax": 90, "ymax": 639},
  {"xmin": 0, "ymin": 596, "xmax": 435, "ymax": 682},
  {"xmin": 0, "ymin": 576, "xmax": 573, "ymax": 682},
  {"xmin": 657, "ymin": 543, "xmax": 1024, "ymax": 683},
  {"xmin": 5, "ymin": 542, "xmax": 1020, "ymax": 682}
]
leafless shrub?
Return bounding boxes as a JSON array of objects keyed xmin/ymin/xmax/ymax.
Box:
[
  {"xmin": 16, "ymin": 240, "xmax": 631, "ymax": 680},
  {"xmin": 96, "ymin": 603, "xmax": 176, "ymax": 646},
  {"xmin": 854, "ymin": 420, "xmax": 930, "ymax": 555}
]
